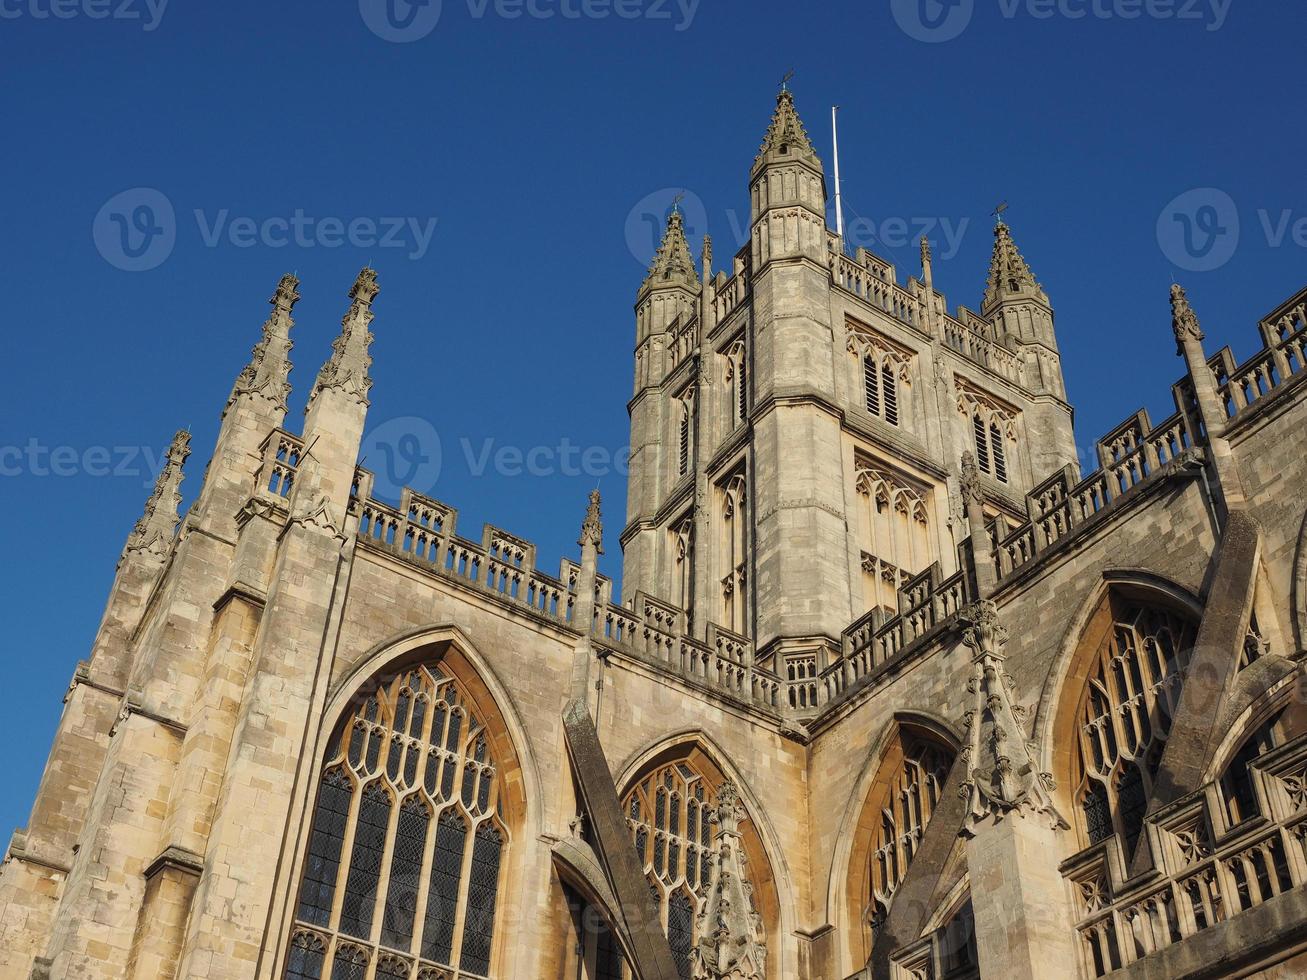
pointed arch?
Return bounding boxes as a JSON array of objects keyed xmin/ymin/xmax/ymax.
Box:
[
  {"xmin": 824, "ymin": 711, "xmax": 962, "ymax": 978},
  {"xmin": 614, "ymin": 729, "xmax": 794, "ymax": 979},
  {"xmin": 1033, "ymin": 574, "xmax": 1203, "ymax": 851},
  {"xmin": 275, "ymin": 624, "xmax": 542, "ymax": 980}
]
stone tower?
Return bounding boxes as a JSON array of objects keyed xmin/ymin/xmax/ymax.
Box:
[{"xmin": 620, "ymin": 89, "xmax": 1078, "ymax": 688}]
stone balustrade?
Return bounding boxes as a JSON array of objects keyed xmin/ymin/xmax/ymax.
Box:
[{"xmin": 1063, "ymin": 734, "xmax": 1307, "ymax": 978}]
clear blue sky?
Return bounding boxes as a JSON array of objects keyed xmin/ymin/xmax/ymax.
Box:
[{"xmin": 1, "ymin": 0, "xmax": 1303, "ymax": 835}]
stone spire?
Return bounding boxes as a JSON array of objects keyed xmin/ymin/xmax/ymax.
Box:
[
  {"xmin": 752, "ymin": 87, "xmax": 819, "ymax": 175},
  {"xmin": 642, "ymin": 209, "xmax": 700, "ymax": 294},
  {"xmin": 311, "ymin": 267, "xmax": 377, "ymax": 407},
  {"xmin": 1170, "ymin": 282, "xmax": 1206, "ymax": 355},
  {"xmin": 228, "ymin": 273, "xmax": 298, "ymax": 413},
  {"xmin": 124, "ymin": 430, "xmax": 190, "ymax": 559},
  {"xmin": 982, "ymin": 219, "xmax": 1048, "ymax": 313},
  {"xmin": 691, "ymin": 781, "xmax": 767, "ymax": 980},
  {"xmin": 957, "ymin": 600, "xmax": 1064, "ymax": 835},
  {"xmin": 578, "ymin": 488, "xmax": 604, "ymax": 554}
]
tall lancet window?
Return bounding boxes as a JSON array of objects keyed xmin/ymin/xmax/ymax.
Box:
[
  {"xmin": 958, "ymin": 385, "xmax": 1016, "ymax": 486},
  {"xmin": 725, "ymin": 340, "xmax": 748, "ymax": 428},
  {"xmin": 720, "ymin": 475, "xmax": 749, "ymax": 634},
  {"xmin": 286, "ymin": 664, "xmax": 509, "ymax": 980},
  {"xmin": 1073, "ymin": 600, "xmax": 1196, "ymax": 853},
  {"xmin": 848, "ymin": 327, "xmax": 912, "ymax": 429},
  {"xmin": 677, "ymin": 391, "xmax": 695, "ymax": 478},
  {"xmin": 855, "ymin": 465, "xmax": 933, "ymax": 617}
]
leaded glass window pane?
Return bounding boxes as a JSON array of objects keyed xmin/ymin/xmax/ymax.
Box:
[
  {"xmin": 381, "ymin": 799, "xmax": 429, "ymax": 951},
  {"xmin": 339, "ymin": 783, "xmax": 391, "ymax": 939},
  {"xmin": 668, "ymin": 891, "xmax": 694, "ymax": 979},
  {"xmin": 285, "ymin": 931, "xmax": 326, "ymax": 980},
  {"xmin": 296, "ymin": 769, "xmax": 352, "ymax": 927},
  {"xmin": 459, "ymin": 824, "xmax": 503, "ymax": 976},
  {"xmin": 421, "ymin": 813, "xmax": 467, "ymax": 965}
]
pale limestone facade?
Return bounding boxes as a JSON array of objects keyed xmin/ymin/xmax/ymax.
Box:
[{"xmin": 3, "ymin": 90, "xmax": 1307, "ymax": 980}]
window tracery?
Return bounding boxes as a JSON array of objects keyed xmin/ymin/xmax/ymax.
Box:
[
  {"xmin": 724, "ymin": 341, "xmax": 748, "ymax": 428},
  {"xmin": 848, "ymin": 330, "xmax": 912, "ymax": 428},
  {"xmin": 957, "ymin": 385, "xmax": 1016, "ymax": 485},
  {"xmin": 286, "ymin": 663, "xmax": 507, "ymax": 979},
  {"xmin": 1073, "ymin": 603, "xmax": 1196, "ymax": 851},
  {"xmin": 868, "ymin": 736, "xmax": 952, "ymax": 929}
]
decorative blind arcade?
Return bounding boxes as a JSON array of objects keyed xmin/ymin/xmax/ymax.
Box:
[{"xmin": 288, "ymin": 665, "xmax": 506, "ymax": 980}]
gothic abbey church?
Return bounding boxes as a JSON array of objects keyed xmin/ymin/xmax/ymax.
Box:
[{"xmin": 5, "ymin": 89, "xmax": 1307, "ymax": 980}]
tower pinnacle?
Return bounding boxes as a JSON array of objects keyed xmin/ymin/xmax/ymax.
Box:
[
  {"xmin": 125, "ymin": 429, "xmax": 190, "ymax": 559},
  {"xmin": 228, "ymin": 273, "xmax": 298, "ymax": 413},
  {"xmin": 1170, "ymin": 282, "xmax": 1205, "ymax": 355},
  {"xmin": 640, "ymin": 210, "xmax": 699, "ymax": 294},
  {"xmin": 982, "ymin": 219, "xmax": 1048, "ymax": 313},
  {"xmin": 752, "ymin": 87, "xmax": 819, "ymax": 175},
  {"xmin": 311, "ymin": 267, "xmax": 377, "ymax": 407}
]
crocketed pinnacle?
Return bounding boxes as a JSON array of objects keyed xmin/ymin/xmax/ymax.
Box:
[
  {"xmin": 641, "ymin": 210, "xmax": 700, "ymax": 293},
  {"xmin": 752, "ymin": 88, "xmax": 819, "ymax": 174},
  {"xmin": 982, "ymin": 220, "xmax": 1048, "ymax": 312},
  {"xmin": 578, "ymin": 488, "xmax": 604, "ymax": 554},
  {"xmin": 228, "ymin": 273, "xmax": 298, "ymax": 413},
  {"xmin": 311, "ymin": 267, "xmax": 377, "ymax": 407},
  {"xmin": 957, "ymin": 600, "xmax": 1066, "ymax": 836},
  {"xmin": 1170, "ymin": 283, "xmax": 1206, "ymax": 355},
  {"xmin": 125, "ymin": 429, "xmax": 190, "ymax": 559},
  {"xmin": 690, "ymin": 781, "xmax": 768, "ymax": 980}
]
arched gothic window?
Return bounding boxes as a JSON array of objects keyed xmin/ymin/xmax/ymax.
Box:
[
  {"xmin": 849, "ymin": 330, "xmax": 911, "ymax": 429},
  {"xmin": 958, "ymin": 386, "xmax": 1016, "ymax": 486},
  {"xmin": 624, "ymin": 762, "xmax": 755, "ymax": 979},
  {"xmin": 1073, "ymin": 602, "xmax": 1196, "ymax": 852},
  {"xmin": 869, "ymin": 736, "xmax": 952, "ymax": 923},
  {"xmin": 1220, "ymin": 707, "xmax": 1290, "ymax": 826},
  {"xmin": 286, "ymin": 664, "xmax": 508, "ymax": 979},
  {"xmin": 720, "ymin": 475, "xmax": 748, "ymax": 634},
  {"xmin": 855, "ymin": 466, "xmax": 933, "ymax": 616}
]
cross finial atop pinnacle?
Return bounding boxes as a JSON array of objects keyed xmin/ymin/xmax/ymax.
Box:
[
  {"xmin": 982, "ymin": 216, "xmax": 1046, "ymax": 312},
  {"xmin": 753, "ymin": 83, "xmax": 819, "ymax": 174}
]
